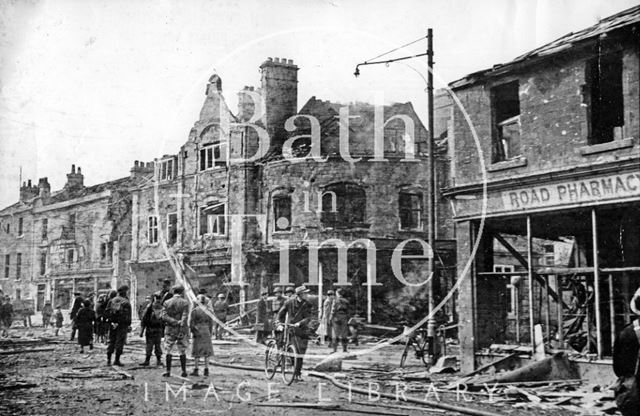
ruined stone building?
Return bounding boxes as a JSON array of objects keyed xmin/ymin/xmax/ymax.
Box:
[
  {"xmin": 442, "ymin": 5, "xmax": 640, "ymax": 377},
  {"xmin": 0, "ymin": 164, "xmax": 151, "ymax": 312},
  {"xmin": 129, "ymin": 57, "xmax": 455, "ymax": 323}
]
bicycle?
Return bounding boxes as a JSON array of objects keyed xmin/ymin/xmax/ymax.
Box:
[
  {"xmin": 264, "ymin": 322, "xmax": 300, "ymax": 385},
  {"xmin": 399, "ymin": 327, "xmax": 431, "ymax": 368}
]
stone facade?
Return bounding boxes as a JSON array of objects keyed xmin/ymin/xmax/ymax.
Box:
[
  {"xmin": 0, "ymin": 164, "xmax": 150, "ymax": 313},
  {"xmin": 130, "ymin": 57, "xmax": 455, "ymax": 323},
  {"xmin": 443, "ymin": 6, "xmax": 640, "ymax": 372}
]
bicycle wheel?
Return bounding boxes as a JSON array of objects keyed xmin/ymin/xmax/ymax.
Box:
[
  {"xmin": 281, "ymin": 343, "xmax": 298, "ymax": 385},
  {"xmin": 399, "ymin": 337, "xmax": 412, "ymax": 368},
  {"xmin": 420, "ymin": 338, "xmax": 431, "ymax": 366},
  {"xmin": 264, "ymin": 340, "xmax": 279, "ymax": 379}
]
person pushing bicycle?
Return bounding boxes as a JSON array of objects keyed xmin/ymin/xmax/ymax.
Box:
[{"xmin": 276, "ymin": 285, "xmax": 312, "ymax": 382}]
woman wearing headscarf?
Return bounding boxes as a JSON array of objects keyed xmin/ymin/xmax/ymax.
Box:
[{"xmin": 189, "ymin": 294, "xmax": 214, "ymax": 376}]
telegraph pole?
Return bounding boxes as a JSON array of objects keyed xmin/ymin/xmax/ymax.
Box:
[
  {"xmin": 426, "ymin": 28, "xmax": 437, "ymax": 364},
  {"xmin": 354, "ymin": 29, "xmax": 438, "ymax": 363}
]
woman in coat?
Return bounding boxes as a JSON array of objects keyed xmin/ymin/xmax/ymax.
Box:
[
  {"xmin": 75, "ymin": 299, "xmax": 96, "ymax": 353},
  {"xmin": 189, "ymin": 295, "xmax": 214, "ymax": 376}
]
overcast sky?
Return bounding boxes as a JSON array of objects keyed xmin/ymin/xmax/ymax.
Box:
[{"xmin": 0, "ymin": 0, "xmax": 637, "ymax": 208}]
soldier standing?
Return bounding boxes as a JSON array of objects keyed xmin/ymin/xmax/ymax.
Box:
[
  {"xmin": 105, "ymin": 285, "xmax": 132, "ymax": 366},
  {"xmin": 330, "ymin": 288, "xmax": 350, "ymax": 353},
  {"xmin": 211, "ymin": 293, "xmax": 229, "ymax": 340},
  {"xmin": 277, "ymin": 286, "xmax": 312, "ymax": 382},
  {"xmin": 140, "ymin": 292, "xmax": 164, "ymax": 366},
  {"xmin": 161, "ymin": 285, "xmax": 190, "ymax": 377}
]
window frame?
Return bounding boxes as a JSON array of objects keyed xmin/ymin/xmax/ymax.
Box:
[
  {"xmin": 167, "ymin": 212, "xmax": 178, "ymax": 246},
  {"xmin": 18, "ymin": 217, "xmax": 23, "ymax": 237},
  {"xmin": 39, "ymin": 252, "xmax": 47, "ymax": 276},
  {"xmin": 42, "ymin": 218, "xmax": 48, "ymax": 240},
  {"xmin": 4, "ymin": 254, "xmax": 10, "ymax": 279},
  {"xmin": 273, "ymin": 194, "xmax": 292, "ymax": 232},
  {"xmin": 16, "ymin": 252, "xmax": 22, "ymax": 280},
  {"xmin": 159, "ymin": 157, "xmax": 177, "ymax": 181},
  {"xmin": 398, "ymin": 190, "xmax": 424, "ymax": 231},
  {"xmin": 490, "ymin": 80, "xmax": 522, "ymax": 164},
  {"xmin": 148, "ymin": 215, "xmax": 159, "ymax": 245},
  {"xmin": 199, "ymin": 203, "xmax": 226, "ymax": 237},
  {"xmin": 199, "ymin": 141, "xmax": 228, "ymax": 171}
]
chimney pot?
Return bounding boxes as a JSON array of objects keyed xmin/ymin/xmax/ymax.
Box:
[
  {"xmin": 27, "ymin": 179, "xmax": 31, "ymax": 187},
  {"xmin": 268, "ymin": 57, "xmax": 273, "ymax": 62},
  {"xmin": 287, "ymin": 59, "xmax": 293, "ymax": 65},
  {"xmin": 77, "ymin": 167, "xmax": 81, "ymax": 174},
  {"xmin": 71, "ymin": 164, "xmax": 76, "ymax": 174}
]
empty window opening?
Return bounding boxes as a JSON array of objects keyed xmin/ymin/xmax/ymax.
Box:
[
  {"xmin": 148, "ymin": 216, "xmax": 158, "ymax": 244},
  {"xmin": 491, "ymin": 81, "xmax": 521, "ymax": 163},
  {"xmin": 167, "ymin": 213, "xmax": 178, "ymax": 245},
  {"xmin": 399, "ymin": 191, "xmax": 423, "ymax": 230},
  {"xmin": 273, "ymin": 195, "xmax": 292, "ymax": 231},
  {"xmin": 321, "ymin": 183, "xmax": 366, "ymax": 227},
  {"xmin": 199, "ymin": 141, "xmax": 227, "ymax": 171},
  {"xmin": 200, "ymin": 204, "xmax": 226, "ymax": 236},
  {"xmin": 586, "ymin": 52, "xmax": 624, "ymax": 145}
]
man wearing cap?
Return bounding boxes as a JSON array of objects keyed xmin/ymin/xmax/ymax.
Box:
[
  {"xmin": 255, "ymin": 291, "xmax": 270, "ymax": 344},
  {"xmin": 211, "ymin": 293, "xmax": 229, "ymax": 340},
  {"xmin": 613, "ymin": 287, "xmax": 640, "ymax": 415},
  {"xmin": 321, "ymin": 290, "xmax": 335, "ymax": 344},
  {"xmin": 271, "ymin": 288, "xmax": 285, "ymax": 320},
  {"xmin": 105, "ymin": 285, "xmax": 132, "ymax": 366},
  {"xmin": 69, "ymin": 292, "xmax": 83, "ymax": 341},
  {"xmin": 277, "ymin": 285, "xmax": 313, "ymax": 381},
  {"xmin": 160, "ymin": 278, "xmax": 173, "ymax": 305},
  {"xmin": 285, "ymin": 286, "xmax": 295, "ymax": 299},
  {"xmin": 161, "ymin": 285, "xmax": 190, "ymax": 377}
]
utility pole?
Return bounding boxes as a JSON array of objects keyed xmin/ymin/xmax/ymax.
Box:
[
  {"xmin": 354, "ymin": 30, "xmax": 438, "ymax": 363},
  {"xmin": 426, "ymin": 28, "xmax": 437, "ymax": 364}
]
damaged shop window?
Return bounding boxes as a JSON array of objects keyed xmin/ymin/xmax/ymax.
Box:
[
  {"xmin": 199, "ymin": 203, "xmax": 226, "ymax": 237},
  {"xmin": 585, "ymin": 52, "xmax": 624, "ymax": 145},
  {"xmin": 199, "ymin": 141, "xmax": 227, "ymax": 171},
  {"xmin": 167, "ymin": 213, "xmax": 178, "ymax": 246},
  {"xmin": 321, "ymin": 183, "xmax": 367, "ymax": 228},
  {"xmin": 273, "ymin": 195, "xmax": 292, "ymax": 232},
  {"xmin": 399, "ymin": 190, "xmax": 423, "ymax": 230},
  {"xmin": 159, "ymin": 157, "xmax": 177, "ymax": 181},
  {"xmin": 148, "ymin": 216, "xmax": 158, "ymax": 244},
  {"xmin": 491, "ymin": 81, "xmax": 522, "ymax": 164}
]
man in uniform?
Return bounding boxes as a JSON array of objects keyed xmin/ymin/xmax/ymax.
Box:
[
  {"xmin": 277, "ymin": 285, "xmax": 312, "ymax": 382},
  {"xmin": 105, "ymin": 285, "xmax": 132, "ymax": 366},
  {"xmin": 255, "ymin": 291, "xmax": 270, "ymax": 344},
  {"xmin": 69, "ymin": 292, "xmax": 83, "ymax": 341},
  {"xmin": 271, "ymin": 287, "xmax": 286, "ymax": 320},
  {"xmin": 211, "ymin": 293, "xmax": 229, "ymax": 340},
  {"xmin": 161, "ymin": 284, "xmax": 190, "ymax": 377},
  {"xmin": 285, "ymin": 286, "xmax": 295, "ymax": 299},
  {"xmin": 330, "ymin": 288, "xmax": 350, "ymax": 353}
]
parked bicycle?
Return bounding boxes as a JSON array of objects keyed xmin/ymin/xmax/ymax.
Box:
[
  {"xmin": 399, "ymin": 327, "xmax": 431, "ymax": 368},
  {"xmin": 264, "ymin": 321, "xmax": 300, "ymax": 385}
]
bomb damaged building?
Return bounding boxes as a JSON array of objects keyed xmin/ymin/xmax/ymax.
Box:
[
  {"xmin": 442, "ymin": 5, "xmax": 640, "ymax": 377},
  {"xmin": 129, "ymin": 57, "xmax": 456, "ymax": 323},
  {"xmin": 0, "ymin": 165, "xmax": 151, "ymax": 313}
]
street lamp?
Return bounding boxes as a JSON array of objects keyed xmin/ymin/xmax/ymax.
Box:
[{"xmin": 354, "ymin": 29, "xmax": 437, "ymax": 364}]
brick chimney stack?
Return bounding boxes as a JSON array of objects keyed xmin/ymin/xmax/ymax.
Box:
[
  {"xmin": 19, "ymin": 179, "xmax": 39, "ymax": 201},
  {"xmin": 130, "ymin": 160, "xmax": 154, "ymax": 178},
  {"xmin": 38, "ymin": 177, "xmax": 51, "ymax": 200},
  {"xmin": 65, "ymin": 164, "xmax": 84, "ymax": 189},
  {"xmin": 259, "ymin": 57, "xmax": 298, "ymax": 151}
]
